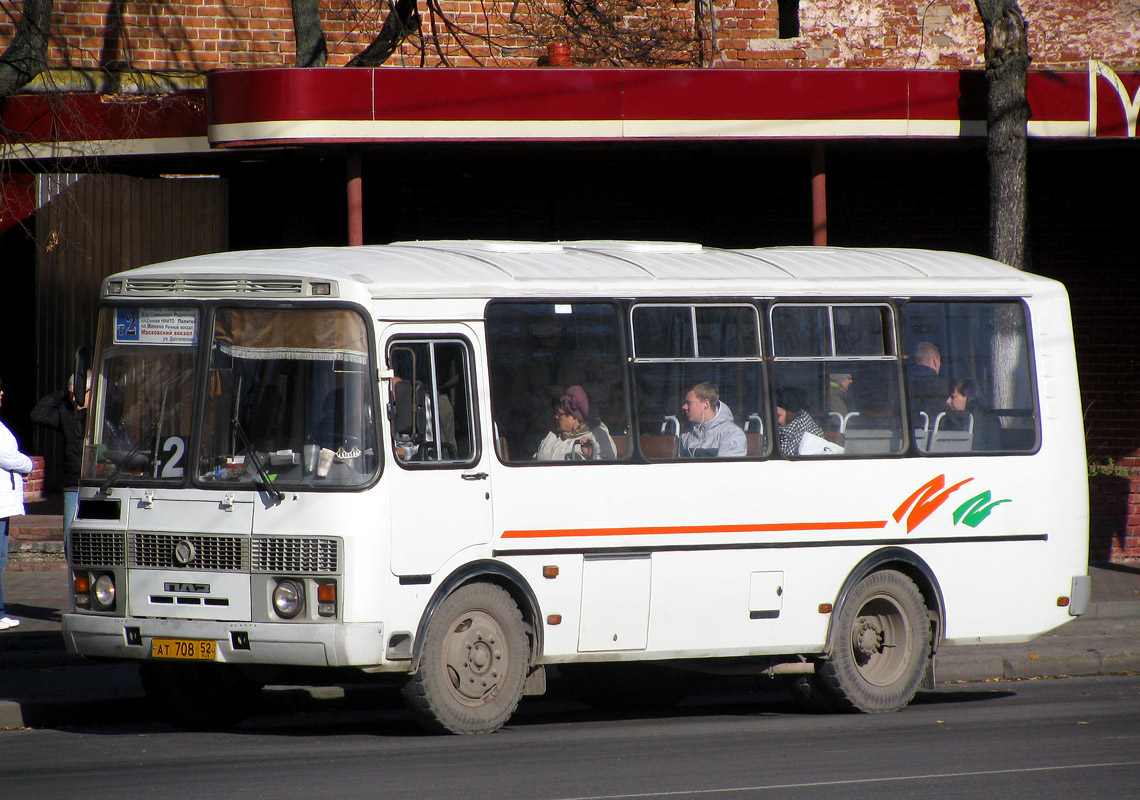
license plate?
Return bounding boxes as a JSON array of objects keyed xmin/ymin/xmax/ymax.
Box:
[{"xmin": 151, "ymin": 637, "xmax": 217, "ymax": 661}]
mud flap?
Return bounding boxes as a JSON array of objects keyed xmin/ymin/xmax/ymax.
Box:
[
  {"xmin": 921, "ymin": 655, "xmax": 936, "ymax": 690},
  {"xmin": 523, "ymin": 664, "xmax": 547, "ymax": 696}
]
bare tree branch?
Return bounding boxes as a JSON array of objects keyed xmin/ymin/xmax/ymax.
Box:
[
  {"xmin": 349, "ymin": 0, "xmax": 700, "ymax": 68},
  {"xmin": 348, "ymin": 0, "xmax": 422, "ymax": 66}
]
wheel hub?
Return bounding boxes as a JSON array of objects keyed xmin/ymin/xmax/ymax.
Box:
[
  {"xmin": 852, "ymin": 616, "xmax": 884, "ymax": 663},
  {"xmin": 443, "ymin": 613, "xmax": 506, "ymax": 703}
]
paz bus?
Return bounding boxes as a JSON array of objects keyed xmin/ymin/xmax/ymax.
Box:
[{"xmin": 62, "ymin": 241, "xmax": 1090, "ymax": 733}]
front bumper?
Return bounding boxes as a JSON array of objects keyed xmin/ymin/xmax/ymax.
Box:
[{"xmin": 62, "ymin": 613, "xmax": 393, "ymax": 670}]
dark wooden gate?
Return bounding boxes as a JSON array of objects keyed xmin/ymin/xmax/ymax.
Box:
[{"xmin": 31, "ymin": 173, "xmax": 227, "ymax": 487}]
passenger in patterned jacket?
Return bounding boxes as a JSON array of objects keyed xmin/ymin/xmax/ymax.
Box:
[{"xmin": 776, "ymin": 387, "xmax": 825, "ymax": 458}]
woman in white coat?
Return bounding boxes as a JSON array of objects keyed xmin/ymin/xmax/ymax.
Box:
[
  {"xmin": 0, "ymin": 378, "xmax": 34, "ymax": 630},
  {"xmin": 534, "ymin": 385, "xmax": 616, "ymax": 462}
]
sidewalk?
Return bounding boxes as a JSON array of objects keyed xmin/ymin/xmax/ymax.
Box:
[{"xmin": 2, "ymin": 541, "xmax": 1139, "ymax": 729}]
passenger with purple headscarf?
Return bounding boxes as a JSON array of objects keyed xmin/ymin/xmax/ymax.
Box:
[{"xmin": 534, "ymin": 385, "xmax": 617, "ymax": 461}]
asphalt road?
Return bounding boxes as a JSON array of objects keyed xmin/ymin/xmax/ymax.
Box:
[{"xmin": 3, "ymin": 674, "xmax": 1139, "ymax": 800}]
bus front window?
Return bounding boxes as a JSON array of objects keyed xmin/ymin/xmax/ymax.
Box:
[
  {"xmin": 83, "ymin": 307, "xmax": 200, "ymax": 484},
  {"xmin": 198, "ymin": 308, "xmax": 378, "ymax": 488}
]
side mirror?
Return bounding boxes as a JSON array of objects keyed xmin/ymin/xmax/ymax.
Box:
[{"xmin": 74, "ymin": 346, "xmax": 93, "ymax": 403}]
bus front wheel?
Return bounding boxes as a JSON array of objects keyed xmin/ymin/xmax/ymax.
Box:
[
  {"xmin": 402, "ymin": 583, "xmax": 530, "ymax": 734},
  {"xmin": 816, "ymin": 570, "xmax": 931, "ymax": 713}
]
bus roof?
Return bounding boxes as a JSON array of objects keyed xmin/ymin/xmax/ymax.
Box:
[{"xmin": 105, "ymin": 241, "xmax": 1054, "ymax": 301}]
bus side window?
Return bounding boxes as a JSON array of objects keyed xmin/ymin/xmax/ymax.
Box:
[
  {"xmin": 770, "ymin": 303, "xmax": 904, "ymax": 457},
  {"xmin": 902, "ymin": 301, "xmax": 1038, "ymax": 454},
  {"xmin": 486, "ymin": 302, "xmax": 629, "ymax": 463},
  {"xmin": 631, "ymin": 303, "xmax": 767, "ymax": 460},
  {"xmin": 387, "ymin": 340, "xmax": 476, "ymax": 465}
]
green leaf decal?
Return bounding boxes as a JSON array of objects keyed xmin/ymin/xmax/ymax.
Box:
[{"xmin": 953, "ymin": 491, "xmax": 1012, "ymax": 528}]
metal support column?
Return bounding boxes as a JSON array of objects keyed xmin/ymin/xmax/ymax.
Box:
[
  {"xmin": 347, "ymin": 150, "xmax": 363, "ymax": 246},
  {"xmin": 811, "ymin": 142, "xmax": 827, "ymax": 246}
]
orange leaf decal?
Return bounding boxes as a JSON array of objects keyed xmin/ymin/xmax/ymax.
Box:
[{"xmin": 892, "ymin": 474, "xmax": 974, "ymax": 533}]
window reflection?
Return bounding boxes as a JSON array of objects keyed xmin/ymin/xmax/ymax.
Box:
[
  {"xmin": 903, "ymin": 302, "xmax": 1037, "ymax": 453},
  {"xmin": 83, "ymin": 307, "xmax": 199, "ymax": 483},
  {"xmin": 198, "ymin": 308, "xmax": 378, "ymax": 487},
  {"xmin": 487, "ymin": 303, "xmax": 628, "ymax": 462},
  {"xmin": 632, "ymin": 303, "xmax": 766, "ymax": 460},
  {"xmin": 770, "ymin": 303, "xmax": 903, "ymax": 456}
]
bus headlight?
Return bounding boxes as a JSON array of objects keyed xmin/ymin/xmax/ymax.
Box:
[
  {"xmin": 273, "ymin": 579, "xmax": 305, "ymax": 619},
  {"xmin": 93, "ymin": 573, "xmax": 116, "ymax": 611}
]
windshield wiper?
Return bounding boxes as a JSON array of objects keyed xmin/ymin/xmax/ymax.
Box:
[
  {"xmin": 99, "ymin": 421, "xmax": 160, "ymax": 494},
  {"xmin": 231, "ymin": 413, "xmax": 285, "ymax": 505}
]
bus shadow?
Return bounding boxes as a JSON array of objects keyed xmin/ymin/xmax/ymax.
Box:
[
  {"xmin": 47, "ymin": 673, "xmax": 1016, "ymax": 739},
  {"xmin": 911, "ymin": 686, "xmax": 1017, "ymax": 706}
]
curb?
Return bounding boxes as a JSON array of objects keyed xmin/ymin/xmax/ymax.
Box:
[
  {"xmin": 0, "ymin": 696, "xmax": 150, "ymax": 731},
  {"xmin": 0, "ymin": 676, "xmax": 404, "ymax": 731},
  {"xmin": 934, "ymin": 647, "xmax": 1140, "ymax": 684},
  {"xmin": 8, "ymin": 541, "xmax": 67, "ymax": 572},
  {"xmin": 1082, "ymin": 600, "xmax": 1140, "ymax": 619}
]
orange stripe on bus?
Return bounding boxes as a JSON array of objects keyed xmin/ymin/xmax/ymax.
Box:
[{"xmin": 500, "ymin": 520, "xmax": 889, "ymax": 539}]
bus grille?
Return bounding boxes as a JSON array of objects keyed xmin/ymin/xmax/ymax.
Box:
[
  {"xmin": 123, "ymin": 276, "xmax": 305, "ymax": 296},
  {"xmin": 252, "ymin": 537, "xmax": 340, "ymax": 574},
  {"xmin": 71, "ymin": 531, "xmax": 126, "ymax": 567},
  {"xmin": 130, "ymin": 533, "xmax": 249, "ymax": 571}
]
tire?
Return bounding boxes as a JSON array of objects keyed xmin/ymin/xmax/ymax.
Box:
[
  {"xmin": 401, "ymin": 583, "xmax": 530, "ymax": 734},
  {"xmin": 139, "ymin": 662, "xmax": 262, "ymax": 731},
  {"xmin": 559, "ymin": 662, "xmax": 696, "ymax": 712},
  {"xmin": 815, "ymin": 570, "xmax": 931, "ymax": 713}
]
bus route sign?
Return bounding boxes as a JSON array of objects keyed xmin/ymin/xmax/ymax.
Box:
[{"xmin": 114, "ymin": 308, "xmax": 198, "ymax": 345}]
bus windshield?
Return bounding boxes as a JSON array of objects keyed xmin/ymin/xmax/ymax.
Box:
[
  {"xmin": 83, "ymin": 307, "xmax": 201, "ymax": 484},
  {"xmin": 197, "ymin": 307, "xmax": 378, "ymax": 488}
]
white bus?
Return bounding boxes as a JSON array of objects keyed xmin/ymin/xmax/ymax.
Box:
[{"xmin": 63, "ymin": 241, "xmax": 1090, "ymax": 734}]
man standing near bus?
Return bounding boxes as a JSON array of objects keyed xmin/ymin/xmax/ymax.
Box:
[
  {"xmin": 31, "ymin": 373, "xmax": 88, "ymax": 543},
  {"xmin": 680, "ymin": 382, "xmax": 747, "ymax": 458}
]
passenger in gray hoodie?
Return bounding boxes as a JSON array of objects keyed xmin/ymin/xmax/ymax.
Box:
[{"xmin": 679, "ymin": 382, "xmax": 747, "ymax": 458}]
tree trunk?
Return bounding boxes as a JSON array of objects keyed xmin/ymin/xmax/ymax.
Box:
[
  {"xmin": 0, "ymin": 0, "xmax": 54, "ymax": 96},
  {"xmin": 291, "ymin": 0, "xmax": 328, "ymax": 67},
  {"xmin": 975, "ymin": 0, "xmax": 1030, "ymax": 271},
  {"xmin": 348, "ymin": 0, "xmax": 421, "ymax": 67}
]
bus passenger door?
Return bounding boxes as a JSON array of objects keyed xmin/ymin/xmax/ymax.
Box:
[{"xmin": 382, "ymin": 328, "xmax": 493, "ymax": 577}]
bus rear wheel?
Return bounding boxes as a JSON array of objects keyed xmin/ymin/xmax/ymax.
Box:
[
  {"xmin": 402, "ymin": 583, "xmax": 530, "ymax": 734},
  {"xmin": 816, "ymin": 570, "xmax": 930, "ymax": 713}
]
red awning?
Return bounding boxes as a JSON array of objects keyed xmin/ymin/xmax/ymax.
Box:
[
  {"xmin": 2, "ymin": 65, "xmax": 1136, "ymax": 162},
  {"xmin": 205, "ymin": 66, "xmax": 1139, "ymax": 147}
]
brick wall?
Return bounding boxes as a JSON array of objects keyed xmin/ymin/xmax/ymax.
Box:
[
  {"xmin": 1024, "ymin": 151, "xmax": 1140, "ymax": 472},
  {"xmin": 22, "ymin": 456, "xmax": 44, "ymax": 503},
  {"xmin": 2, "ymin": 0, "xmax": 1137, "ymax": 72},
  {"xmin": 1089, "ymin": 475, "xmax": 1140, "ymax": 563}
]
